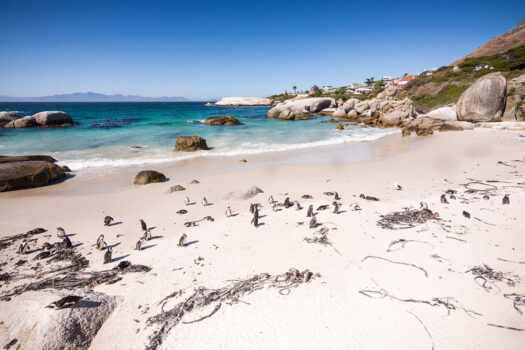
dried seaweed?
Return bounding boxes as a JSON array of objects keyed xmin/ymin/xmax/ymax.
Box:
[
  {"xmin": 377, "ymin": 208, "xmax": 438, "ymax": 230},
  {"xmin": 362, "ymin": 256, "xmax": 428, "ymax": 277},
  {"xmin": 503, "ymin": 293, "xmax": 525, "ymax": 315},
  {"xmin": 386, "ymin": 239, "xmax": 434, "ymax": 252},
  {"xmin": 487, "ymin": 323, "xmax": 524, "ymax": 332},
  {"xmin": 466, "ymin": 264, "xmax": 518, "ymax": 292},
  {"xmin": 146, "ymin": 269, "xmax": 315, "ymax": 350},
  {"xmin": 0, "ymin": 228, "xmax": 46, "ymax": 251},
  {"xmin": 406, "ymin": 311, "xmax": 434, "ymax": 350}
]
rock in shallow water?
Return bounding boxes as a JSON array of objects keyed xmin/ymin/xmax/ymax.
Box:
[
  {"xmin": 174, "ymin": 136, "xmax": 209, "ymax": 152},
  {"xmin": 203, "ymin": 115, "xmax": 242, "ymax": 126}
]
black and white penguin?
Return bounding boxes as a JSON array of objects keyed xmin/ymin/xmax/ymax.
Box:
[
  {"xmin": 440, "ymin": 194, "xmax": 448, "ymax": 204},
  {"xmin": 56, "ymin": 227, "xmax": 66, "ymax": 238},
  {"xmin": 306, "ymin": 205, "xmax": 314, "ymax": 217},
  {"xmin": 104, "ymin": 247, "xmax": 112, "ymax": 264},
  {"xmin": 62, "ymin": 235, "xmax": 73, "ymax": 249},
  {"xmin": 178, "ymin": 233, "xmax": 187, "ymax": 247},
  {"xmin": 333, "ymin": 201, "xmax": 339, "ymax": 214},
  {"xmin": 96, "ymin": 235, "xmax": 106, "ymax": 250},
  {"xmin": 503, "ymin": 194, "xmax": 510, "ymax": 205},
  {"xmin": 139, "ymin": 219, "xmax": 147, "ymax": 232},
  {"xmin": 104, "ymin": 216, "xmax": 114, "ymax": 226},
  {"xmin": 225, "ymin": 207, "xmax": 232, "ymax": 217},
  {"xmin": 18, "ymin": 240, "xmax": 30, "ymax": 254},
  {"xmin": 47, "ymin": 295, "xmax": 83, "ymax": 309}
]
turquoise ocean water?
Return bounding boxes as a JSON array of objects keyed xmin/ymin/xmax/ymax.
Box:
[{"xmin": 0, "ymin": 102, "xmax": 398, "ymax": 172}]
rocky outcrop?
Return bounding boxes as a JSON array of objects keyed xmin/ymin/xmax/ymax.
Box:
[
  {"xmin": 402, "ymin": 117, "xmax": 473, "ymax": 136},
  {"xmin": 267, "ymin": 98, "xmax": 336, "ymax": 120},
  {"xmin": 203, "ymin": 115, "xmax": 242, "ymax": 126},
  {"xmin": 174, "ymin": 136, "xmax": 209, "ymax": 152},
  {"xmin": 379, "ymin": 99, "xmax": 416, "ymax": 127},
  {"xmin": 475, "ymin": 121, "xmax": 525, "ymax": 131},
  {"xmin": 0, "ymin": 159, "xmax": 66, "ymax": 192},
  {"xmin": 423, "ymin": 106, "xmax": 458, "ymax": 121},
  {"xmin": 377, "ymin": 85, "xmax": 398, "ymax": 99},
  {"xmin": 134, "ymin": 170, "xmax": 167, "ymax": 185},
  {"xmin": 502, "ymin": 74, "xmax": 525, "ymax": 121},
  {"xmin": 0, "ymin": 111, "xmax": 21, "ymax": 126},
  {"xmin": 0, "ymin": 290, "xmax": 119, "ymax": 350},
  {"xmin": 456, "ymin": 73, "xmax": 507, "ymax": 122},
  {"xmin": 224, "ymin": 185, "xmax": 264, "ymax": 200},
  {"xmin": 32, "ymin": 111, "xmax": 73, "ymax": 126},
  {"xmin": 1, "ymin": 111, "xmax": 74, "ymax": 128},
  {"xmin": 214, "ymin": 97, "xmax": 272, "ymax": 106}
]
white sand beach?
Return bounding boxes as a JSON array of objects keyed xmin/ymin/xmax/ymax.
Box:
[{"xmin": 1, "ymin": 129, "xmax": 525, "ymax": 349}]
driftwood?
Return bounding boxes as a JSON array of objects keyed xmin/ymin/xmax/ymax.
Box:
[
  {"xmin": 362, "ymin": 256, "xmax": 428, "ymax": 277},
  {"xmin": 146, "ymin": 269, "xmax": 315, "ymax": 350},
  {"xmin": 184, "ymin": 216, "xmax": 214, "ymax": 227}
]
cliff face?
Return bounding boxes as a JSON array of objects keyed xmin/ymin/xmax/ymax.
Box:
[{"xmin": 451, "ymin": 19, "xmax": 525, "ymax": 66}]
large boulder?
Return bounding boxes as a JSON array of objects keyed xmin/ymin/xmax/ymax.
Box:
[
  {"xmin": 134, "ymin": 170, "xmax": 167, "ymax": 185},
  {"xmin": 456, "ymin": 73, "xmax": 507, "ymax": 122},
  {"xmin": 224, "ymin": 185, "xmax": 264, "ymax": 200},
  {"xmin": 32, "ymin": 111, "xmax": 73, "ymax": 126},
  {"xmin": 214, "ymin": 97, "xmax": 272, "ymax": 106},
  {"xmin": 380, "ymin": 99, "xmax": 415, "ymax": 127},
  {"xmin": 0, "ymin": 111, "xmax": 21, "ymax": 126},
  {"xmin": 502, "ymin": 74, "xmax": 525, "ymax": 121},
  {"xmin": 174, "ymin": 136, "xmax": 209, "ymax": 152},
  {"xmin": 13, "ymin": 116, "xmax": 37, "ymax": 128},
  {"xmin": 0, "ymin": 160, "xmax": 66, "ymax": 192},
  {"xmin": 0, "ymin": 155, "xmax": 57, "ymax": 163},
  {"xmin": 203, "ymin": 115, "xmax": 242, "ymax": 126},
  {"xmin": 423, "ymin": 106, "xmax": 458, "ymax": 121},
  {"xmin": 377, "ymin": 85, "xmax": 398, "ymax": 99},
  {"xmin": 267, "ymin": 98, "xmax": 336, "ymax": 120},
  {"xmin": 332, "ymin": 108, "xmax": 347, "ymax": 118},
  {"xmin": 0, "ymin": 290, "xmax": 119, "ymax": 350}
]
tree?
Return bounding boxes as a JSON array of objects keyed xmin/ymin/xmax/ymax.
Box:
[
  {"xmin": 293, "ymin": 85, "xmax": 297, "ymax": 94},
  {"xmin": 403, "ymin": 73, "xmax": 408, "ymax": 77},
  {"xmin": 365, "ymin": 77, "xmax": 375, "ymax": 86}
]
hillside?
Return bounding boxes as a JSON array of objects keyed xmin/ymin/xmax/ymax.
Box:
[{"xmin": 451, "ymin": 19, "xmax": 525, "ymax": 66}]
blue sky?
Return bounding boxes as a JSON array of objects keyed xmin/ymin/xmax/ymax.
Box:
[{"xmin": 1, "ymin": 0, "xmax": 523, "ymax": 100}]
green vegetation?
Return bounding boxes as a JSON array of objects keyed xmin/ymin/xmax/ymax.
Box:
[
  {"xmin": 411, "ymin": 84, "xmax": 467, "ymax": 108},
  {"xmin": 460, "ymin": 45, "xmax": 525, "ymax": 72},
  {"xmin": 267, "ymin": 94, "xmax": 294, "ymax": 102}
]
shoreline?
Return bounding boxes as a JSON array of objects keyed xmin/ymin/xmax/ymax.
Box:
[{"xmin": 1, "ymin": 129, "xmax": 524, "ymax": 349}]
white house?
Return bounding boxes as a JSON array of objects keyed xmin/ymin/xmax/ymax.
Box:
[{"xmin": 382, "ymin": 76, "xmax": 392, "ymax": 81}]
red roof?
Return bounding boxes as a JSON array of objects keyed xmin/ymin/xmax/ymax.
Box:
[{"xmin": 399, "ymin": 75, "xmax": 417, "ymax": 81}]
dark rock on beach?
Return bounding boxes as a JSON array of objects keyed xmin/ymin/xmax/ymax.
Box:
[
  {"xmin": 134, "ymin": 170, "xmax": 167, "ymax": 185},
  {"xmin": 174, "ymin": 136, "xmax": 209, "ymax": 152},
  {"xmin": 0, "ymin": 158, "xmax": 66, "ymax": 192},
  {"xmin": 203, "ymin": 115, "xmax": 242, "ymax": 126}
]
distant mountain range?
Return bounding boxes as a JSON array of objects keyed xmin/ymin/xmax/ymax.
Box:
[{"xmin": 0, "ymin": 92, "xmax": 189, "ymax": 102}]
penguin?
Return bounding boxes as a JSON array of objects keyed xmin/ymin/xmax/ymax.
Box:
[
  {"xmin": 483, "ymin": 195, "xmax": 490, "ymax": 200},
  {"xmin": 47, "ymin": 295, "xmax": 82, "ymax": 309},
  {"xmin": 96, "ymin": 235, "xmax": 106, "ymax": 250},
  {"xmin": 360, "ymin": 194, "xmax": 379, "ymax": 201},
  {"xmin": 34, "ymin": 243, "xmax": 52, "ymax": 260},
  {"xmin": 503, "ymin": 194, "xmax": 510, "ymax": 205},
  {"xmin": 295, "ymin": 201, "xmax": 303, "ymax": 210},
  {"xmin": 251, "ymin": 214, "xmax": 259, "ymax": 228},
  {"xmin": 104, "ymin": 216, "xmax": 114, "ymax": 226},
  {"xmin": 309, "ymin": 217, "xmax": 317, "ymax": 229},
  {"xmin": 333, "ymin": 201, "xmax": 339, "ymax": 214},
  {"xmin": 142, "ymin": 230, "xmax": 151, "ymax": 241},
  {"xmin": 463, "ymin": 210, "xmax": 471, "ymax": 219},
  {"xmin": 349, "ymin": 202, "xmax": 360, "ymax": 211},
  {"xmin": 202, "ymin": 197, "xmax": 208, "ymax": 206},
  {"xmin": 62, "ymin": 235, "xmax": 73, "ymax": 249},
  {"xmin": 135, "ymin": 237, "xmax": 144, "ymax": 251},
  {"xmin": 178, "ymin": 233, "xmax": 187, "ymax": 247},
  {"xmin": 394, "ymin": 183, "xmax": 403, "ymax": 191},
  {"xmin": 253, "ymin": 208, "xmax": 259, "ymax": 221},
  {"xmin": 268, "ymin": 195, "xmax": 274, "ymax": 204},
  {"xmin": 334, "ymin": 192, "xmax": 340, "ymax": 200},
  {"xmin": 18, "ymin": 240, "xmax": 30, "ymax": 254},
  {"xmin": 249, "ymin": 203, "xmax": 255, "ymax": 214},
  {"xmin": 225, "ymin": 206, "xmax": 232, "ymax": 217},
  {"xmin": 185, "ymin": 196, "xmax": 191, "ymax": 205},
  {"xmin": 283, "ymin": 197, "xmax": 292, "ymax": 208},
  {"xmin": 139, "ymin": 219, "xmax": 147, "ymax": 232},
  {"xmin": 104, "ymin": 247, "xmax": 113, "ymax": 264},
  {"xmin": 56, "ymin": 227, "xmax": 66, "ymax": 238},
  {"xmin": 440, "ymin": 194, "xmax": 448, "ymax": 204},
  {"xmin": 306, "ymin": 205, "xmax": 314, "ymax": 217},
  {"xmin": 176, "ymin": 209, "xmax": 188, "ymax": 215}
]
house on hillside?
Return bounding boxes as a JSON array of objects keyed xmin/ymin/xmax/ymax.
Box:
[
  {"xmin": 322, "ymin": 85, "xmax": 335, "ymax": 92},
  {"xmin": 392, "ymin": 75, "xmax": 417, "ymax": 86},
  {"xmin": 310, "ymin": 85, "xmax": 319, "ymax": 94},
  {"xmin": 355, "ymin": 87, "xmax": 373, "ymax": 95}
]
